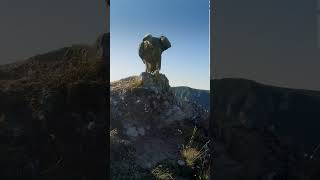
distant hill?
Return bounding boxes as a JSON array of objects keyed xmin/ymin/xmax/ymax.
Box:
[
  {"xmin": 212, "ymin": 78, "xmax": 320, "ymax": 150},
  {"xmin": 212, "ymin": 78, "xmax": 320, "ymax": 180},
  {"xmin": 172, "ymin": 86, "xmax": 210, "ymax": 110}
]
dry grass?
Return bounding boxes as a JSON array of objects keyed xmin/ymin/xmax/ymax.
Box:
[
  {"xmin": 182, "ymin": 147, "xmax": 201, "ymax": 167},
  {"xmin": 38, "ymin": 57, "xmax": 106, "ymax": 89},
  {"xmin": 129, "ymin": 77, "xmax": 143, "ymax": 90},
  {"xmin": 181, "ymin": 127, "xmax": 211, "ymax": 179},
  {"xmin": 151, "ymin": 166, "xmax": 174, "ymax": 180}
]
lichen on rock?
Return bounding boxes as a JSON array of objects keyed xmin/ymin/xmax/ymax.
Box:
[{"xmin": 110, "ymin": 72, "xmax": 210, "ymax": 178}]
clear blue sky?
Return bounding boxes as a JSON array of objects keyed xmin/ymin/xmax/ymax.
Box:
[{"xmin": 111, "ymin": 0, "xmax": 210, "ymax": 90}]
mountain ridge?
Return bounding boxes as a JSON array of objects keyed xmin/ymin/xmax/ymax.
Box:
[
  {"xmin": 212, "ymin": 78, "xmax": 320, "ymax": 180},
  {"xmin": 172, "ymin": 86, "xmax": 210, "ymax": 111}
]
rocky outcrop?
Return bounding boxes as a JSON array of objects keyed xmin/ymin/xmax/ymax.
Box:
[
  {"xmin": 111, "ymin": 73, "xmax": 207, "ymax": 132},
  {"xmin": 110, "ymin": 72, "xmax": 210, "ymax": 178}
]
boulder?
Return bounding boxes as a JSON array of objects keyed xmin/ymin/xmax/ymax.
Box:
[{"xmin": 110, "ymin": 72, "xmax": 210, "ymax": 178}]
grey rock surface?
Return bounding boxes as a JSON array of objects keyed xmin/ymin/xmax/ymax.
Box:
[{"xmin": 110, "ymin": 72, "xmax": 209, "ymax": 178}]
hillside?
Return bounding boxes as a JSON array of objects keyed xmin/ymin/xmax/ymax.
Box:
[
  {"xmin": 172, "ymin": 86, "xmax": 210, "ymax": 111},
  {"xmin": 212, "ymin": 78, "xmax": 320, "ymax": 180},
  {"xmin": 0, "ymin": 33, "xmax": 109, "ymax": 180}
]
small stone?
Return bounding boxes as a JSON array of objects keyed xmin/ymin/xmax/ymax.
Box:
[
  {"xmin": 38, "ymin": 113, "xmax": 45, "ymax": 120},
  {"xmin": 163, "ymin": 101, "xmax": 170, "ymax": 107},
  {"xmin": 125, "ymin": 126, "xmax": 139, "ymax": 137},
  {"xmin": 87, "ymin": 121, "xmax": 95, "ymax": 130},
  {"xmin": 177, "ymin": 160, "xmax": 185, "ymax": 166},
  {"xmin": 137, "ymin": 127, "xmax": 145, "ymax": 136},
  {"xmin": 49, "ymin": 134, "xmax": 55, "ymax": 140},
  {"xmin": 146, "ymin": 163, "xmax": 152, "ymax": 169}
]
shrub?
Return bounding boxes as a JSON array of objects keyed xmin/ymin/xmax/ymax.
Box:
[{"xmin": 181, "ymin": 127, "xmax": 211, "ymax": 179}]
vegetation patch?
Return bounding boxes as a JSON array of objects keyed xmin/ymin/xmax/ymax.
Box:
[
  {"xmin": 151, "ymin": 166, "xmax": 175, "ymax": 180},
  {"xmin": 129, "ymin": 77, "xmax": 143, "ymax": 90},
  {"xmin": 181, "ymin": 127, "xmax": 210, "ymax": 179}
]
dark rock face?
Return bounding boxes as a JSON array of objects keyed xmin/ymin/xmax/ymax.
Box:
[
  {"xmin": 212, "ymin": 78, "xmax": 320, "ymax": 180},
  {"xmin": 0, "ymin": 35, "xmax": 108, "ymax": 180},
  {"xmin": 95, "ymin": 33, "xmax": 110, "ymax": 61},
  {"xmin": 110, "ymin": 73, "xmax": 210, "ymax": 178}
]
